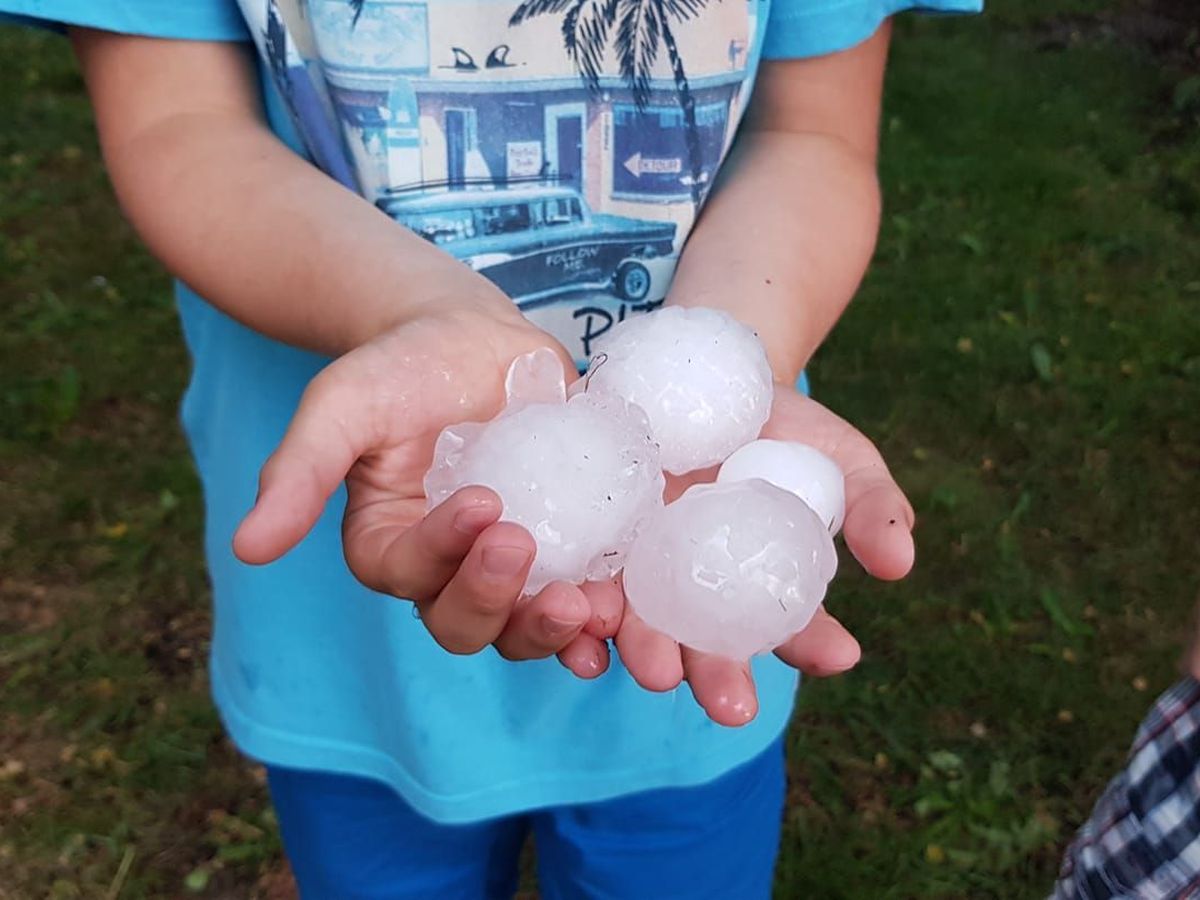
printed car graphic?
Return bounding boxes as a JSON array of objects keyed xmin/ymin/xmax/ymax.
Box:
[{"xmin": 377, "ymin": 185, "xmax": 678, "ymax": 306}]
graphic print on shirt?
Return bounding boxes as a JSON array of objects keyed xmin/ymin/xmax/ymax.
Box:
[{"xmin": 246, "ymin": 0, "xmax": 769, "ymax": 363}]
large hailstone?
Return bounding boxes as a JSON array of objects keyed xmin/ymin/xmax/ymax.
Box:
[
  {"xmin": 718, "ymin": 440, "xmax": 846, "ymax": 534},
  {"xmin": 623, "ymin": 480, "xmax": 838, "ymax": 659},
  {"xmin": 424, "ymin": 349, "xmax": 665, "ymax": 595},
  {"xmin": 585, "ymin": 306, "xmax": 773, "ymax": 475}
]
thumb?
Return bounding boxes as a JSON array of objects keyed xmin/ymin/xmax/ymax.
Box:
[{"xmin": 233, "ymin": 372, "xmax": 369, "ymax": 565}]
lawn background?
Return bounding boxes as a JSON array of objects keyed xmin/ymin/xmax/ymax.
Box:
[{"xmin": 1, "ymin": 1, "xmax": 1198, "ymax": 897}]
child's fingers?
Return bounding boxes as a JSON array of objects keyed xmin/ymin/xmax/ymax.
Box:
[
  {"xmin": 841, "ymin": 465, "xmax": 915, "ymax": 581},
  {"xmin": 773, "ymin": 607, "xmax": 861, "ymax": 676},
  {"xmin": 613, "ymin": 605, "xmax": 684, "ymax": 693},
  {"xmin": 343, "ymin": 486, "xmax": 502, "ymax": 601},
  {"xmin": 233, "ymin": 372, "xmax": 372, "ymax": 565},
  {"xmin": 580, "ymin": 578, "xmax": 624, "ymax": 639},
  {"xmin": 557, "ymin": 632, "xmax": 611, "ymax": 679},
  {"xmin": 416, "ymin": 520, "xmax": 537, "ymax": 654},
  {"xmin": 555, "ymin": 577, "xmax": 623, "ymax": 677},
  {"xmin": 493, "ymin": 581, "xmax": 590, "ymax": 661},
  {"xmin": 681, "ymin": 649, "xmax": 758, "ymax": 727}
]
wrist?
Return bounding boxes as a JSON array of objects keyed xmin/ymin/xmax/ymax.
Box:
[
  {"xmin": 339, "ymin": 265, "xmax": 523, "ymax": 354},
  {"xmin": 364, "ymin": 289, "xmax": 574, "ymax": 378}
]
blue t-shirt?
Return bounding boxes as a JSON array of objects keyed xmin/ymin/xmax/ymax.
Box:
[{"xmin": 2, "ymin": 0, "xmax": 979, "ymax": 823}]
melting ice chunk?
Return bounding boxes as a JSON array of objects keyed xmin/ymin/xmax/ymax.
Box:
[
  {"xmin": 623, "ymin": 480, "xmax": 837, "ymax": 660},
  {"xmin": 717, "ymin": 440, "xmax": 846, "ymax": 534},
  {"xmin": 424, "ymin": 349, "xmax": 665, "ymax": 595},
  {"xmin": 586, "ymin": 306, "xmax": 773, "ymax": 475}
]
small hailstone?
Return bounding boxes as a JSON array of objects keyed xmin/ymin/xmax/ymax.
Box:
[
  {"xmin": 623, "ymin": 480, "xmax": 837, "ymax": 659},
  {"xmin": 586, "ymin": 306, "xmax": 773, "ymax": 475},
  {"xmin": 718, "ymin": 440, "xmax": 846, "ymax": 534},
  {"xmin": 425, "ymin": 349, "xmax": 664, "ymax": 595}
]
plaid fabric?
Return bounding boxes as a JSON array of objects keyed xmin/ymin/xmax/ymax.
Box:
[{"xmin": 1053, "ymin": 677, "xmax": 1200, "ymax": 900}]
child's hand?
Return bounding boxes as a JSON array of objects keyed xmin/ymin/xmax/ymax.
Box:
[
  {"xmin": 232, "ymin": 302, "xmax": 598, "ymax": 660},
  {"xmin": 555, "ymin": 385, "xmax": 916, "ymax": 725}
]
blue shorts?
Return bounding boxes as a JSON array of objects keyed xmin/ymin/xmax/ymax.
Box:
[{"xmin": 267, "ymin": 737, "xmax": 786, "ymax": 900}]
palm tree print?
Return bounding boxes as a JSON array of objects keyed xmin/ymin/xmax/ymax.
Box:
[{"xmin": 508, "ymin": 0, "xmax": 710, "ymax": 206}]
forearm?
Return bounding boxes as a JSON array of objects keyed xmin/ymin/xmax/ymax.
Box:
[
  {"xmin": 71, "ymin": 31, "xmax": 509, "ymax": 357},
  {"xmin": 668, "ymin": 25, "xmax": 890, "ymax": 384},
  {"xmin": 669, "ymin": 130, "xmax": 880, "ymax": 383},
  {"xmin": 102, "ymin": 112, "xmax": 502, "ymax": 354}
]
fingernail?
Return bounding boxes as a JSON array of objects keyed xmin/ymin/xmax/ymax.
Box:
[
  {"xmin": 454, "ymin": 506, "xmax": 496, "ymax": 535},
  {"xmin": 543, "ymin": 615, "xmax": 580, "ymax": 637},
  {"xmin": 481, "ymin": 546, "xmax": 531, "ymax": 578}
]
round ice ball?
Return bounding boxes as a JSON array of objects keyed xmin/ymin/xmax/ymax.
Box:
[
  {"xmin": 586, "ymin": 306, "xmax": 773, "ymax": 475},
  {"xmin": 718, "ymin": 440, "xmax": 846, "ymax": 534},
  {"xmin": 424, "ymin": 391, "xmax": 665, "ymax": 595},
  {"xmin": 623, "ymin": 480, "xmax": 837, "ymax": 659}
]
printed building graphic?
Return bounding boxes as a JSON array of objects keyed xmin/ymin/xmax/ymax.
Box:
[{"xmin": 253, "ymin": 0, "xmax": 767, "ymax": 361}]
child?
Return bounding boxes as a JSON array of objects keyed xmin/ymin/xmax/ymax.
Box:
[{"xmin": 2, "ymin": 0, "xmax": 979, "ymax": 895}]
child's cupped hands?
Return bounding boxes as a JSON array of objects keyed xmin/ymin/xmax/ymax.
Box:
[
  {"xmin": 233, "ymin": 307, "xmax": 915, "ymax": 728},
  {"xmin": 232, "ymin": 302, "xmax": 601, "ymax": 662}
]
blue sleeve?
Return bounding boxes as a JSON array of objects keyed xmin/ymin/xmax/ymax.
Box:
[
  {"xmin": 0, "ymin": 0, "xmax": 249, "ymax": 41},
  {"xmin": 763, "ymin": 0, "xmax": 982, "ymax": 59}
]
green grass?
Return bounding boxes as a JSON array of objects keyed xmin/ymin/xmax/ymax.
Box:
[{"xmin": 2, "ymin": 6, "xmax": 1198, "ymax": 898}]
